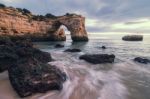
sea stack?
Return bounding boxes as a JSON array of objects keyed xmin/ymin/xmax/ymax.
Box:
[
  {"xmin": 122, "ymin": 35, "xmax": 143, "ymax": 41},
  {"xmin": 0, "ymin": 5, "xmax": 88, "ymax": 42}
]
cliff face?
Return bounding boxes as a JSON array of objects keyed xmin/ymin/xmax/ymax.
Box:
[{"xmin": 0, "ymin": 7, "xmax": 88, "ymax": 41}]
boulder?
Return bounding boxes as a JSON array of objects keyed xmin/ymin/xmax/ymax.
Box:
[
  {"xmin": 134, "ymin": 57, "xmax": 150, "ymax": 64},
  {"xmin": 0, "ymin": 45, "xmax": 18, "ymax": 72},
  {"xmin": 64, "ymin": 48, "xmax": 81, "ymax": 52},
  {"xmin": 122, "ymin": 35, "xmax": 143, "ymax": 41},
  {"xmin": 0, "ymin": 38, "xmax": 67, "ymax": 97},
  {"xmin": 79, "ymin": 54, "xmax": 115, "ymax": 64},
  {"xmin": 8, "ymin": 58, "xmax": 67, "ymax": 97},
  {"xmin": 102, "ymin": 46, "xmax": 106, "ymax": 49},
  {"xmin": 0, "ymin": 39, "xmax": 52, "ymax": 72},
  {"xmin": 54, "ymin": 44, "xmax": 64, "ymax": 48},
  {"xmin": 16, "ymin": 47, "xmax": 52, "ymax": 63}
]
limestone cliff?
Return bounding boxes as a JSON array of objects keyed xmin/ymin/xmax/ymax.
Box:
[{"xmin": 0, "ymin": 5, "xmax": 88, "ymax": 41}]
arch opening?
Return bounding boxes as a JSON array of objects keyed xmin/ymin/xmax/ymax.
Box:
[{"xmin": 59, "ymin": 25, "xmax": 71, "ymax": 41}]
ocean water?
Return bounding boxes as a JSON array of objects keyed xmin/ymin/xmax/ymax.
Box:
[{"xmin": 0, "ymin": 33, "xmax": 150, "ymax": 99}]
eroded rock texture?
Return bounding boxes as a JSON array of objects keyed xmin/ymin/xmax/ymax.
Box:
[
  {"xmin": 0, "ymin": 37, "xmax": 67, "ymax": 97},
  {"xmin": 79, "ymin": 54, "xmax": 115, "ymax": 64},
  {"xmin": 8, "ymin": 58, "xmax": 66, "ymax": 97},
  {"xmin": 0, "ymin": 6, "xmax": 88, "ymax": 41}
]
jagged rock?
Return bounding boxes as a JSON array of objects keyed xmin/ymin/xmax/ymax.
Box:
[
  {"xmin": 0, "ymin": 45, "xmax": 18, "ymax": 72},
  {"xmin": 0, "ymin": 38, "xmax": 67, "ymax": 97},
  {"xmin": 79, "ymin": 54, "xmax": 115, "ymax": 64},
  {"xmin": 64, "ymin": 48, "xmax": 81, "ymax": 52},
  {"xmin": 0, "ymin": 36, "xmax": 14, "ymax": 46},
  {"xmin": 8, "ymin": 58, "xmax": 67, "ymax": 97},
  {"xmin": 0, "ymin": 39, "xmax": 52, "ymax": 72},
  {"xmin": 16, "ymin": 47, "xmax": 52, "ymax": 63},
  {"xmin": 0, "ymin": 5, "xmax": 88, "ymax": 41},
  {"xmin": 15, "ymin": 40, "xmax": 52, "ymax": 63},
  {"xmin": 122, "ymin": 35, "xmax": 143, "ymax": 41},
  {"xmin": 134, "ymin": 57, "xmax": 150, "ymax": 64},
  {"xmin": 55, "ymin": 44, "xmax": 64, "ymax": 48}
]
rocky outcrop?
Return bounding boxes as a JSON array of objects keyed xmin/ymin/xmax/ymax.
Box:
[
  {"xmin": 55, "ymin": 44, "xmax": 64, "ymax": 48},
  {"xmin": 8, "ymin": 58, "xmax": 66, "ymax": 97},
  {"xmin": 134, "ymin": 57, "xmax": 150, "ymax": 64},
  {"xmin": 122, "ymin": 35, "xmax": 143, "ymax": 41},
  {"xmin": 64, "ymin": 48, "xmax": 81, "ymax": 52},
  {"xmin": 0, "ymin": 5, "xmax": 88, "ymax": 41},
  {"xmin": 0, "ymin": 38, "xmax": 52, "ymax": 72},
  {"xmin": 0, "ymin": 38, "xmax": 67, "ymax": 97},
  {"xmin": 79, "ymin": 54, "xmax": 115, "ymax": 64}
]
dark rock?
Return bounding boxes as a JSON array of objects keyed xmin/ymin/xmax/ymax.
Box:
[
  {"xmin": 14, "ymin": 39, "xmax": 33, "ymax": 48},
  {"xmin": 0, "ymin": 39, "xmax": 52, "ymax": 72},
  {"xmin": 16, "ymin": 47, "xmax": 52, "ymax": 63},
  {"xmin": 134, "ymin": 57, "xmax": 150, "ymax": 64},
  {"xmin": 72, "ymin": 36, "xmax": 89, "ymax": 42},
  {"xmin": 122, "ymin": 35, "xmax": 143, "ymax": 41},
  {"xmin": 54, "ymin": 44, "xmax": 64, "ymax": 48},
  {"xmin": 8, "ymin": 58, "xmax": 67, "ymax": 97},
  {"xmin": 102, "ymin": 46, "xmax": 106, "ymax": 49},
  {"xmin": 0, "ymin": 36, "xmax": 14, "ymax": 46},
  {"xmin": 14, "ymin": 40, "xmax": 52, "ymax": 63},
  {"xmin": 79, "ymin": 54, "xmax": 115, "ymax": 64},
  {"xmin": 0, "ymin": 45, "xmax": 18, "ymax": 72},
  {"xmin": 0, "ymin": 38, "xmax": 66, "ymax": 97},
  {"xmin": 0, "ymin": 38, "xmax": 67, "ymax": 98},
  {"xmin": 64, "ymin": 48, "xmax": 81, "ymax": 52}
]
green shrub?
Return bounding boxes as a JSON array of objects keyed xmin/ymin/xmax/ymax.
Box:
[
  {"xmin": 0, "ymin": 3, "xmax": 6, "ymax": 8},
  {"xmin": 16, "ymin": 8, "xmax": 23, "ymax": 12},
  {"xmin": 45, "ymin": 13, "xmax": 56, "ymax": 19},
  {"xmin": 22, "ymin": 8, "xmax": 31, "ymax": 14}
]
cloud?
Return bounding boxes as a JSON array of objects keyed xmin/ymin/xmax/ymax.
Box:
[
  {"xmin": 0, "ymin": 0, "xmax": 150, "ymax": 33},
  {"xmin": 124, "ymin": 18, "xmax": 150, "ymax": 25}
]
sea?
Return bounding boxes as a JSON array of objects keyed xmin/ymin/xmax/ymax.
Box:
[{"xmin": 0, "ymin": 33, "xmax": 150, "ymax": 99}]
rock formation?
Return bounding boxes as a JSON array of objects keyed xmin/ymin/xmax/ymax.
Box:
[
  {"xmin": 134, "ymin": 57, "xmax": 150, "ymax": 64},
  {"xmin": 0, "ymin": 5, "xmax": 88, "ymax": 41},
  {"xmin": 64, "ymin": 48, "xmax": 81, "ymax": 52},
  {"xmin": 0, "ymin": 38, "xmax": 67, "ymax": 97},
  {"xmin": 122, "ymin": 35, "xmax": 143, "ymax": 41},
  {"xmin": 79, "ymin": 54, "xmax": 115, "ymax": 64}
]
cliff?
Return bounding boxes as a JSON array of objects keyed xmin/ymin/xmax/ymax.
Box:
[{"xmin": 0, "ymin": 4, "xmax": 88, "ymax": 41}]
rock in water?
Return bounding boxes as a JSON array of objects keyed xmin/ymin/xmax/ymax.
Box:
[
  {"xmin": 122, "ymin": 35, "xmax": 143, "ymax": 41},
  {"xmin": 134, "ymin": 57, "xmax": 150, "ymax": 64},
  {"xmin": 64, "ymin": 48, "xmax": 81, "ymax": 52},
  {"xmin": 102, "ymin": 46, "xmax": 106, "ymax": 49},
  {"xmin": 8, "ymin": 58, "xmax": 67, "ymax": 97},
  {"xmin": 54, "ymin": 44, "xmax": 64, "ymax": 48},
  {"xmin": 79, "ymin": 54, "xmax": 115, "ymax": 64}
]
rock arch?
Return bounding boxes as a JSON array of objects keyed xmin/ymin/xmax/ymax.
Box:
[
  {"xmin": 57, "ymin": 15, "xmax": 89, "ymax": 41},
  {"xmin": 0, "ymin": 7, "xmax": 88, "ymax": 41}
]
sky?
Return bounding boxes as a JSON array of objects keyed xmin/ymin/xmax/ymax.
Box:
[{"xmin": 1, "ymin": 0, "xmax": 150, "ymax": 34}]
